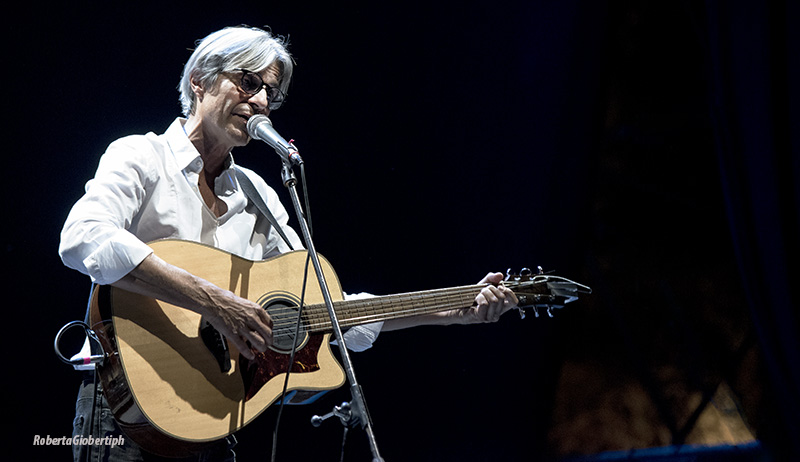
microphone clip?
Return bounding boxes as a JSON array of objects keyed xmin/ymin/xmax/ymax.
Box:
[{"xmin": 286, "ymin": 139, "xmax": 303, "ymax": 166}]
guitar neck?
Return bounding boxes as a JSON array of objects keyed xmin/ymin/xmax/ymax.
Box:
[{"xmin": 301, "ymin": 284, "xmax": 484, "ymax": 333}]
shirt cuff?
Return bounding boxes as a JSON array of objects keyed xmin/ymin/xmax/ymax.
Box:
[
  {"xmin": 332, "ymin": 292, "xmax": 382, "ymax": 352},
  {"xmin": 82, "ymin": 230, "xmax": 154, "ymax": 285},
  {"xmin": 340, "ymin": 322, "xmax": 384, "ymax": 352}
]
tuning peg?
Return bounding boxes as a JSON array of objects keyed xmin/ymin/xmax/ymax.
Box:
[
  {"xmin": 505, "ymin": 268, "xmax": 516, "ymax": 280},
  {"xmin": 506, "ymin": 267, "xmax": 549, "ymax": 282},
  {"xmin": 529, "ymin": 306, "xmax": 556, "ymax": 318}
]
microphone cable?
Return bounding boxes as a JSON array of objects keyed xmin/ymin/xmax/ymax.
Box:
[{"xmin": 53, "ymin": 284, "xmax": 107, "ymax": 462}]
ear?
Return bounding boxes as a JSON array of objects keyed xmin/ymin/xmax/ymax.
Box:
[{"xmin": 190, "ymin": 72, "xmax": 205, "ymax": 101}]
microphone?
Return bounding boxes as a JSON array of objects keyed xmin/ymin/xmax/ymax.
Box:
[{"xmin": 247, "ymin": 115, "xmax": 303, "ymax": 165}]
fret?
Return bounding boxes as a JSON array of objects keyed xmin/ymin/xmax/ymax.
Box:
[{"xmin": 297, "ymin": 284, "xmax": 486, "ymax": 333}]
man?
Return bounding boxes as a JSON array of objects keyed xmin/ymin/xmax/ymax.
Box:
[{"xmin": 60, "ymin": 26, "xmax": 518, "ymax": 462}]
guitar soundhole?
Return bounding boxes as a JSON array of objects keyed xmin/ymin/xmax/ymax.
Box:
[{"xmin": 257, "ymin": 292, "xmax": 309, "ymax": 354}]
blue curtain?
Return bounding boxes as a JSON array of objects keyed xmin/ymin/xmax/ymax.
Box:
[{"xmin": 705, "ymin": 0, "xmax": 799, "ymax": 458}]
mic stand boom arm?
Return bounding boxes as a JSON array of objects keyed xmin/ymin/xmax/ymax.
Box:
[{"xmin": 278, "ymin": 161, "xmax": 385, "ymax": 462}]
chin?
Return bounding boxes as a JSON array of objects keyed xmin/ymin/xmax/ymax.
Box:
[{"xmin": 228, "ymin": 127, "xmax": 251, "ymax": 147}]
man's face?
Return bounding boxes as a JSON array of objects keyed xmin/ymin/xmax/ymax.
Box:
[{"xmin": 192, "ymin": 63, "xmax": 281, "ymax": 151}]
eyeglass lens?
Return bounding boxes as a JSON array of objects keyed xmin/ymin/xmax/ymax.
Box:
[
  {"xmin": 240, "ymin": 71, "xmax": 283, "ymax": 109},
  {"xmin": 241, "ymin": 72, "xmax": 263, "ymax": 94}
]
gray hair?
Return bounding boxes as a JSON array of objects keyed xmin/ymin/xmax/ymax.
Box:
[{"xmin": 178, "ymin": 26, "xmax": 294, "ymax": 116}]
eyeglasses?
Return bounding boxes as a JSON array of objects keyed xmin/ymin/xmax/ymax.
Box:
[{"xmin": 232, "ymin": 68, "xmax": 286, "ymax": 110}]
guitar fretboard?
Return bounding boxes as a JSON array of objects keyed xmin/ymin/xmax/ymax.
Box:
[{"xmin": 270, "ymin": 284, "xmax": 486, "ymax": 336}]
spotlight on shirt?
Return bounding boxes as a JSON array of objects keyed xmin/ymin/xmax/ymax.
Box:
[{"xmin": 247, "ymin": 115, "xmax": 303, "ymax": 165}]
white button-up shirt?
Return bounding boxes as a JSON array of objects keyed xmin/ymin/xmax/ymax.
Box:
[
  {"xmin": 60, "ymin": 118, "xmax": 380, "ymax": 351},
  {"xmin": 60, "ymin": 118, "xmax": 302, "ymax": 284}
]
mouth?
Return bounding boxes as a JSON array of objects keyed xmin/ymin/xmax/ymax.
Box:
[{"xmin": 232, "ymin": 114, "xmax": 252, "ymax": 134}]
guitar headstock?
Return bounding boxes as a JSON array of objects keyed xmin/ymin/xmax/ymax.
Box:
[{"xmin": 502, "ymin": 267, "xmax": 592, "ymax": 319}]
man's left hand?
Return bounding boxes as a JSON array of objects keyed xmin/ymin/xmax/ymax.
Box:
[{"xmin": 456, "ymin": 272, "xmax": 519, "ymax": 324}]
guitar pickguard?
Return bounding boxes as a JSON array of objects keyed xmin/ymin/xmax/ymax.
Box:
[
  {"xmin": 237, "ymin": 290, "xmax": 322, "ymax": 401},
  {"xmin": 239, "ymin": 333, "xmax": 324, "ymax": 401}
]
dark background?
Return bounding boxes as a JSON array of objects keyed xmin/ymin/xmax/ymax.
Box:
[{"xmin": 7, "ymin": 1, "xmax": 798, "ymax": 461}]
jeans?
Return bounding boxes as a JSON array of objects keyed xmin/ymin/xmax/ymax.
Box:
[{"xmin": 73, "ymin": 373, "xmax": 236, "ymax": 462}]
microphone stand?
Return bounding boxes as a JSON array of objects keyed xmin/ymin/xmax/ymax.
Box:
[{"xmin": 277, "ymin": 158, "xmax": 385, "ymax": 462}]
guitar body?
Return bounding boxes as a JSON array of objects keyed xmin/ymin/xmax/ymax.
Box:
[{"xmin": 89, "ymin": 240, "xmax": 346, "ymax": 457}]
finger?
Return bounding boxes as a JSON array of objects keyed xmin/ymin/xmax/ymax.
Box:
[
  {"xmin": 219, "ymin": 316, "xmax": 268, "ymax": 358},
  {"xmin": 477, "ymin": 284, "xmax": 502, "ymax": 314},
  {"xmin": 251, "ymin": 313, "xmax": 274, "ymax": 347},
  {"xmin": 486, "ymin": 297, "xmax": 503, "ymax": 322},
  {"xmin": 256, "ymin": 308, "xmax": 274, "ymax": 328},
  {"xmin": 237, "ymin": 303, "xmax": 272, "ymax": 350},
  {"xmin": 481, "ymin": 285, "xmax": 504, "ymax": 307},
  {"xmin": 482, "ymin": 285, "xmax": 517, "ymax": 321},
  {"xmin": 493, "ymin": 287, "xmax": 518, "ymax": 319},
  {"xmin": 478, "ymin": 272, "xmax": 504, "ymax": 285},
  {"xmin": 491, "ymin": 285, "xmax": 514, "ymax": 307},
  {"xmin": 243, "ymin": 327, "xmax": 269, "ymax": 352},
  {"xmin": 225, "ymin": 330, "xmax": 256, "ymax": 360},
  {"xmin": 501, "ymin": 285, "xmax": 519, "ymax": 307}
]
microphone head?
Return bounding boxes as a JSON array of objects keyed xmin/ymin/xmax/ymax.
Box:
[{"xmin": 247, "ymin": 114, "xmax": 271, "ymax": 140}]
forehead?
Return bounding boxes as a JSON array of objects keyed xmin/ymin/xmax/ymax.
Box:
[{"xmin": 254, "ymin": 62, "xmax": 282, "ymax": 85}]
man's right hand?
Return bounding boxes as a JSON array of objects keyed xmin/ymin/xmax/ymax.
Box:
[{"xmin": 200, "ymin": 288, "xmax": 273, "ymax": 360}]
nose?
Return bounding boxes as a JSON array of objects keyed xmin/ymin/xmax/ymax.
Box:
[{"xmin": 248, "ymin": 87, "xmax": 271, "ymax": 114}]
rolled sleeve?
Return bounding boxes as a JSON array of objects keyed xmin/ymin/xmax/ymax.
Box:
[
  {"xmin": 340, "ymin": 322, "xmax": 384, "ymax": 352},
  {"xmin": 81, "ymin": 229, "xmax": 154, "ymax": 285},
  {"xmin": 332, "ymin": 292, "xmax": 383, "ymax": 352},
  {"xmin": 59, "ymin": 131, "xmax": 162, "ymax": 285}
]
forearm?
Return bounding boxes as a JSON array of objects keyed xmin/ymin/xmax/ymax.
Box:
[
  {"xmin": 112, "ymin": 253, "xmax": 273, "ymax": 360},
  {"xmin": 111, "ymin": 253, "xmax": 226, "ymax": 319},
  {"xmin": 381, "ymin": 310, "xmax": 467, "ymax": 331}
]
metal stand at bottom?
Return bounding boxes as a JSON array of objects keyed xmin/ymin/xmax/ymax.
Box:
[{"xmin": 280, "ymin": 163, "xmax": 385, "ymax": 462}]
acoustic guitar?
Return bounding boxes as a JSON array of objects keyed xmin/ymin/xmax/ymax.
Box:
[{"xmin": 88, "ymin": 239, "xmax": 590, "ymax": 457}]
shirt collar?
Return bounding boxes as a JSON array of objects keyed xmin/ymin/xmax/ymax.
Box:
[
  {"xmin": 165, "ymin": 118, "xmax": 203, "ymax": 173},
  {"xmin": 165, "ymin": 118, "xmax": 241, "ymax": 196}
]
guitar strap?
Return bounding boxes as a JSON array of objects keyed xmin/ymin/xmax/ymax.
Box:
[{"xmin": 234, "ymin": 167, "xmax": 295, "ymax": 251}]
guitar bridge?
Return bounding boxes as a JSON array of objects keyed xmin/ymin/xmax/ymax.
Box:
[{"xmin": 200, "ymin": 319, "xmax": 231, "ymax": 373}]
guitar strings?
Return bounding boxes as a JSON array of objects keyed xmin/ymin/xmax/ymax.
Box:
[
  {"xmin": 268, "ymin": 285, "xmax": 481, "ymax": 330},
  {"xmin": 266, "ymin": 287, "xmax": 478, "ymax": 328},
  {"xmin": 266, "ymin": 284, "xmax": 485, "ymax": 339},
  {"xmin": 261, "ymin": 279, "xmax": 534, "ymax": 329}
]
